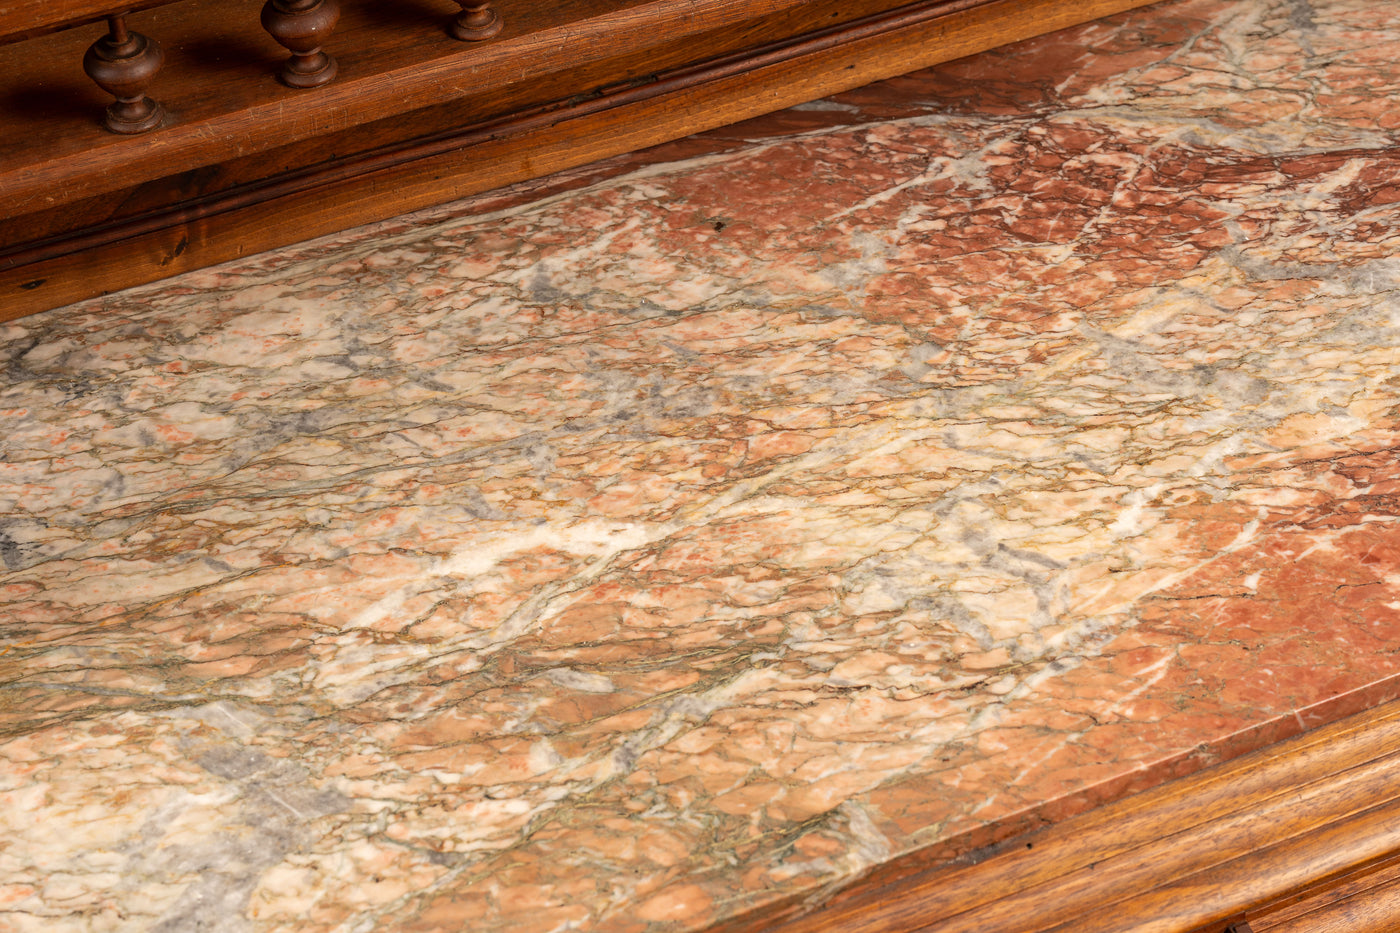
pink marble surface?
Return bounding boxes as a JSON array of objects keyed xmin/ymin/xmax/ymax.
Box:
[{"xmin": 5, "ymin": 0, "xmax": 1400, "ymax": 929}]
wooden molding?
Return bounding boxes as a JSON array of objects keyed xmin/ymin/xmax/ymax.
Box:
[
  {"xmin": 706, "ymin": 700, "xmax": 1400, "ymax": 933},
  {"xmin": 1251, "ymin": 854, "xmax": 1400, "ymax": 932},
  {"xmin": 0, "ymin": 0, "xmax": 1163, "ymax": 320}
]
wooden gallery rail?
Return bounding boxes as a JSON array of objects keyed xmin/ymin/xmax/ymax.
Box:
[
  {"xmin": 0, "ymin": 0, "xmax": 1170, "ymax": 320},
  {"xmin": 5, "ymin": 0, "xmax": 502, "ymax": 132}
]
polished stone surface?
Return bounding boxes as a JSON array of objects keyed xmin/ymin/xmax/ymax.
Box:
[{"xmin": 5, "ymin": 0, "xmax": 1400, "ymax": 929}]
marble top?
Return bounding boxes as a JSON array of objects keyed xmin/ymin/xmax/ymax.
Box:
[{"xmin": 4, "ymin": 0, "xmax": 1400, "ymax": 929}]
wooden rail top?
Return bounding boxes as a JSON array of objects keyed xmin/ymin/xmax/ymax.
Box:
[{"xmin": 0, "ymin": 0, "xmax": 181, "ymax": 43}]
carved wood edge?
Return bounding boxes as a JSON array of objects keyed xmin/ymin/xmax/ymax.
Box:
[
  {"xmin": 704, "ymin": 699, "xmax": 1400, "ymax": 933},
  {"xmin": 1250, "ymin": 852, "xmax": 1400, "ymax": 931}
]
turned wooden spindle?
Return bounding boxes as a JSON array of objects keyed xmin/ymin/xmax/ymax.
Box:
[
  {"xmin": 82, "ymin": 14, "xmax": 165, "ymax": 134},
  {"xmin": 448, "ymin": 1, "xmax": 502, "ymax": 41},
  {"xmin": 261, "ymin": 0, "xmax": 340, "ymax": 88}
]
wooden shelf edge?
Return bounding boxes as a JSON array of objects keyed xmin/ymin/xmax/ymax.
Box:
[
  {"xmin": 0, "ymin": 0, "xmax": 1161, "ymax": 321},
  {"xmin": 0, "ymin": 0, "xmax": 179, "ymax": 44},
  {"xmin": 706, "ymin": 698, "xmax": 1400, "ymax": 933}
]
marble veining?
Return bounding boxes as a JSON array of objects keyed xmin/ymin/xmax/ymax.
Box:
[{"xmin": 5, "ymin": 0, "xmax": 1400, "ymax": 929}]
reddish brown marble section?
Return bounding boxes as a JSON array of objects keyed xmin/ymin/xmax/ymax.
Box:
[{"xmin": 4, "ymin": 0, "xmax": 1400, "ymax": 930}]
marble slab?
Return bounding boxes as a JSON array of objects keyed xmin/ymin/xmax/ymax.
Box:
[{"xmin": 5, "ymin": 0, "xmax": 1400, "ymax": 929}]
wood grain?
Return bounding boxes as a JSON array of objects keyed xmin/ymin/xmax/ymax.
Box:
[
  {"xmin": 703, "ymin": 701, "xmax": 1400, "ymax": 933},
  {"xmin": 1254, "ymin": 851, "xmax": 1400, "ymax": 930},
  {"xmin": 1265, "ymin": 885, "xmax": 1400, "ymax": 933},
  {"xmin": 0, "ymin": 0, "xmax": 179, "ymax": 43},
  {"xmin": 0, "ymin": 0, "xmax": 1163, "ymax": 320}
]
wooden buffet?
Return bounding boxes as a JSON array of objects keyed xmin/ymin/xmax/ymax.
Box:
[{"xmin": 4, "ymin": 1, "xmax": 1400, "ymax": 931}]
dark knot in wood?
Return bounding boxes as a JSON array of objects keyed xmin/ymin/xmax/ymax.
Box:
[
  {"xmin": 449, "ymin": 1, "xmax": 502, "ymax": 41},
  {"xmin": 261, "ymin": 0, "xmax": 340, "ymax": 88},
  {"xmin": 82, "ymin": 16, "xmax": 165, "ymax": 134}
]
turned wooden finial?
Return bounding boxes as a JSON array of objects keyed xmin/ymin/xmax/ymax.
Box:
[
  {"xmin": 261, "ymin": 0, "xmax": 340, "ymax": 88},
  {"xmin": 82, "ymin": 15, "xmax": 165, "ymax": 134},
  {"xmin": 448, "ymin": 1, "xmax": 501, "ymax": 41}
]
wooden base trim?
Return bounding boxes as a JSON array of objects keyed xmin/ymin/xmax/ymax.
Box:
[
  {"xmin": 707, "ymin": 700, "xmax": 1400, "ymax": 933},
  {"xmin": 0, "ymin": 0, "xmax": 1161, "ymax": 321},
  {"xmin": 1252, "ymin": 854, "xmax": 1400, "ymax": 932}
]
